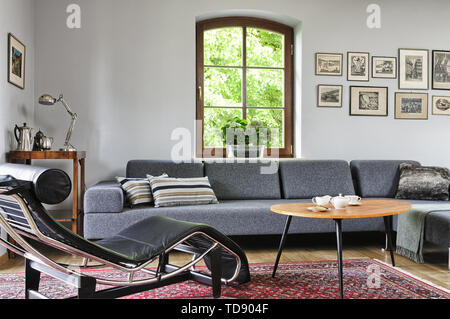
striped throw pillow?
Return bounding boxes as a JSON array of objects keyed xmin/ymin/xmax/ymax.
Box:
[
  {"xmin": 116, "ymin": 174, "xmax": 167, "ymax": 207},
  {"xmin": 147, "ymin": 175, "xmax": 219, "ymax": 208}
]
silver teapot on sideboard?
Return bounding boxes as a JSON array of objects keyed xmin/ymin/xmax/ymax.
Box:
[{"xmin": 14, "ymin": 123, "xmax": 33, "ymax": 151}]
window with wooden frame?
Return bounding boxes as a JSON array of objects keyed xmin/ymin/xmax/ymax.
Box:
[{"xmin": 196, "ymin": 17, "xmax": 294, "ymax": 158}]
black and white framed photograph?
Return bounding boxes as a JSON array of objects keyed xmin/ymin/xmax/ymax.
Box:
[
  {"xmin": 432, "ymin": 96, "xmax": 450, "ymax": 115},
  {"xmin": 398, "ymin": 49, "xmax": 429, "ymax": 90},
  {"xmin": 395, "ymin": 92, "xmax": 428, "ymax": 119},
  {"xmin": 372, "ymin": 56, "xmax": 397, "ymax": 79},
  {"xmin": 317, "ymin": 85, "xmax": 343, "ymax": 108},
  {"xmin": 7, "ymin": 33, "xmax": 26, "ymax": 89},
  {"xmin": 347, "ymin": 52, "xmax": 369, "ymax": 81},
  {"xmin": 432, "ymin": 50, "xmax": 450, "ymax": 90},
  {"xmin": 315, "ymin": 53, "xmax": 343, "ymax": 76},
  {"xmin": 350, "ymin": 86, "xmax": 388, "ymax": 116}
]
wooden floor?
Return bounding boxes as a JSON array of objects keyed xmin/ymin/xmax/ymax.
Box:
[{"xmin": 0, "ymin": 232, "xmax": 448, "ymax": 290}]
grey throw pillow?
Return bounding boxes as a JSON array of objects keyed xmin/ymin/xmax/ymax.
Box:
[{"xmin": 395, "ymin": 163, "xmax": 450, "ymax": 200}]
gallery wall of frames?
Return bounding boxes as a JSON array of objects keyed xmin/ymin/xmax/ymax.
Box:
[{"xmin": 315, "ymin": 50, "xmax": 450, "ymax": 119}]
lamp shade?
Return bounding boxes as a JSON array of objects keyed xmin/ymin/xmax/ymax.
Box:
[{"xmin": 38, "ymin": 94, "xmax": 57, "ymax": 106}]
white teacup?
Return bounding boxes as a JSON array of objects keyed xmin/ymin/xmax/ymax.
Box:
[
  {"xmin": 312, "ymin": 195, "xmax": 332, "ymax": 206},
  {"xmin": 345, "ymin": 195, "xmax": 362, "ymax": 205}
]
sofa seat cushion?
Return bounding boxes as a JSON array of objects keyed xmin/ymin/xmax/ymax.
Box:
[
  {"xmin": 84, "ymin": 199, "xmax": 387, "ymax": 239},
  {"xmin": 350, "ymin": 160, "xmax": 420, "ymax": 198},
  {"xmin": 204, "ymin": 162, "xmax": 281, "ymax": 200},
  {"xmin": 279, "ymin": 160, "xmax": 355, "ymax": 199}
]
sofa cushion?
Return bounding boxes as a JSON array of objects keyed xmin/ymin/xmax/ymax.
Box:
[
  {"xmin": 115, "ymin": 177, "xmax": 153, "ymax": 207},
  {"xmin": 126, "ymin": 160, "xmax": 204, "ymax": 178},
  {"xmin": 83, "ymin": 199, "xmax": 387, "ymax": 239},
  {"xmin": 204, "ymin": 161, "xmax": 281, "ymax": 200},
  {"xmin": 395, "ymin": 163, "xmax": 450, "ymax": 201},
  {"xmin": 148, "ymin": 175, "xmax": 218, "ymax": 207},
  {"xmin": 350, "ymin": 160, "xmax": 420, "ymax": 198},
  {"xmin": 279, "ymin": 160, "xmax": 355, "ymax": 199}
]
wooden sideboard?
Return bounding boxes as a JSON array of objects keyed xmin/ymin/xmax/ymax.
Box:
[{"xmin": 8, "ymin": 151, "xmax": 86, "ymax": 235}]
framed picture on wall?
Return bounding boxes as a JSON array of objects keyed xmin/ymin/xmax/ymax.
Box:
[
  {"xmin": 350, "ymin": 86, "xmax": 388, "ymax": 116},
  {"xmin": 372, "ymin": 56, "xmax": 397, "ymax": 79},
  {"xmin": 315, "ymin": 53, "xmax": 343, "ymax": 76},
  {"xmin": 432, "ymin": 50, "xmax": 450, "ymax": 90},
  {"xmin": 317, "ymin": 85, "xmax": 343, "ymax": 107},
  {"xmin": 7, "ymin": 33, "xmax": 26, "ymax": 89},
  {"xmin": 398, "ymin": 49, "xmax": 429, "ymax": 90},
  {"xmin": 432, "ymin": 96, "xmax": 450, "ymax": 115},
  {"xmin": 395, "ymin": 92, "xmax": 428, "ymax": 119},
  {"xmin": 347, "ymin": 52, "xmax": 369, "ymax": 81}
]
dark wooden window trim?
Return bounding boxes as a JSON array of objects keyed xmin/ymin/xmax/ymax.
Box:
[{"xmin": 196, "ymin": 17, "xmax": 294, "ymax": 158}]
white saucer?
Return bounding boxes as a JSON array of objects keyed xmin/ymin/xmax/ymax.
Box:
[
  {"xmin": 348, "ymin": 202, "xmax": 362, "ymax": 206},
  {"xmin": 307, "ymin": 206, "xmax": 331, "ymax": 212}
]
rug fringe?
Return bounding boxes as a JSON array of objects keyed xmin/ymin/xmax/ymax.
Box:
[{"xmin": 374, "ymin": 259, "xmax": 450, "ymax": 295}]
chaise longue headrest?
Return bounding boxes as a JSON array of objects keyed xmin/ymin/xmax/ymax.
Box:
[{"xmin": 0, "ymin": 163, "xmax": 71, "ymax": 205}]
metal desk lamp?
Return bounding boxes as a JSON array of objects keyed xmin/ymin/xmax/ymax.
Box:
[{"xmin": 38, "ymin": 94, "xmax": 78, "ymax": 151}]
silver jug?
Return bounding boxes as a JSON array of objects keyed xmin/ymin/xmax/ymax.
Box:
[
  {"xmin": 14, "ymin": 123, "xmax": 33, "ymax": 151},
  {"xmin": 40, "ymin": 136, "xmax": 54, "ymax": 150}
]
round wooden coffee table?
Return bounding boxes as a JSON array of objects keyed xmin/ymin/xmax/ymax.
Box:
[{"xmin": 270, "ymin": 199, "xmax": 412, "ymax": 299}]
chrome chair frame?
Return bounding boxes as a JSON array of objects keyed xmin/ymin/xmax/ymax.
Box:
[{"xmin": 0, "ymin": 189, "xmax": 243, "ymax": 299}]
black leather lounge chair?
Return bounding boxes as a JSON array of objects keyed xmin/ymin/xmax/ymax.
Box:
[{"xmin": 0, "ymin": 164, "xmax": 250, "ymax": 299}]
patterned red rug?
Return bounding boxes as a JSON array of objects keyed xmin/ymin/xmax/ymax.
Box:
[{"xmin": 0, "ymin": 259, "xmax": 448, "ymax": 299}]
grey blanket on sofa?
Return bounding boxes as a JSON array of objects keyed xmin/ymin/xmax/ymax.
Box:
[{"xmin": 396, "ymin": 204, "xmax": 450, "ymax": 263}]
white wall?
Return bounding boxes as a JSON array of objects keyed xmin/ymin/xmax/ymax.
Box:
[
  {"xmin": 31, "ymin": 0, "xmax": 450, "ymax": 208},
  {"xmin": 0, "ymin": 0, "xmax": 35, "ymax": 257}
]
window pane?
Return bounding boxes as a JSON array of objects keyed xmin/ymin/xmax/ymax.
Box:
[
  {"xmin": 247, "ymin": 28, "xmax": 284, "ymax": 68},
  {"xmin": 247, "ymin": 69, "xmax": 284, "ymax": 107},
  {"xmin": 204, "ymin": 27, "xmax": 243, "ymax": 66},
  {"xmin": 204, "ymin": 67, "xmax": 242, "ymax": 107},
  {"xmin": 204, "ymin": 108, "xmax": 243, "ymax": 147},
  {"xmin": 247, "ymin": 109, "xmax": 284, "ymax": 148}
]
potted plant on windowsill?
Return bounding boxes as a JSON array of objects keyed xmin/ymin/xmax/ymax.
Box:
[{"xmin": 221, "ymin": 117, "xmax": 270, "ymax": 158}]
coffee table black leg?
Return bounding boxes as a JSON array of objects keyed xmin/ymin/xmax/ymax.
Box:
[
  {"xmin": 334, "ymin": 219, "xmax": 344, "ymax": 299},
  {"xmin": 383, "ymin": 215, "xmax": 395, "ymax": 267},
  {"xmin": 272, "ymin": 215, "xmax": 292, "ymax": 278}
]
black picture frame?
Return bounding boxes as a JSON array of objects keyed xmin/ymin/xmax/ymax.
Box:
[
  {"xmin": 371, "ymin": 56, "xmax": 397, "ymax": 79},
  {"xmin": 349, "ymin": 86, "xmax": 388, "ymax": 117},
  {"xmin": 7, "ymin": 33, "xmax": 26, "ymax": 90},
  {"xmin": 347, "ymin": 52, "xmax": 370, "ymax": 82},
  {"xmin": 317, "ymin": 85, "xmax": 343, "ymax": 108},
  {"xmin": 432, "ymin": 95, "xmax": 450, "ymax": 115},
  {"xmin": 315, "ymin": 53, "xmax": 343, "ymax": 76},
  {"xmin": 398, "ymin": 48, "xmax": 429, "ymax": 90},
  {"xmin": 432, "ymin": 50, "xmax": 450, "ymax": 90}
]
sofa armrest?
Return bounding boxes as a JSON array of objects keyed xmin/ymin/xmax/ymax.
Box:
[{"xmin": 84, "ymin": 181, "xmax": 124, "ymax": 214}]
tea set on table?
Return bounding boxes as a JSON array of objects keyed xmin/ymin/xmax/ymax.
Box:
[
  {"xmin": 308, "ymin": 194, "xmax": 362, "ymax": 212},
  {"xmin": 14, "ymin": 123, "xmax": 54, "ymax": 151}
]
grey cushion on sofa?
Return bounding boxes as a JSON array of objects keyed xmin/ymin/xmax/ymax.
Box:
[
  {"xmin": 279, "ymin": 160, "xmax": 355, "ymax": 199},
  {"xmin": 204, "ymin": 161, "xmax": 281, "ymax": 200},
  {"xmin": 127, "ymin": 160, "xmax": 204, "ymax": 178},
  {"xmin": 84, "ymin": 199, "xmax": 387, "ymax": 239},
  {"xmin": 350, "ymin": 160, "xmax": 420, "ymax": 198},
  {"xmin": 84, "ymin": 181, "xmax": 124, "ymax": 214}
]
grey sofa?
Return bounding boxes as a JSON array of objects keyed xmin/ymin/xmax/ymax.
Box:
[{"xmin": 84, "ymin": 159, "xmax": 450, "ymax": 265}]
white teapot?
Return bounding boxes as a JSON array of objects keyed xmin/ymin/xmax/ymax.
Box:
[{"xmin": 330, "ymin": 194, "xmax": 350, "ymax": 209}]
